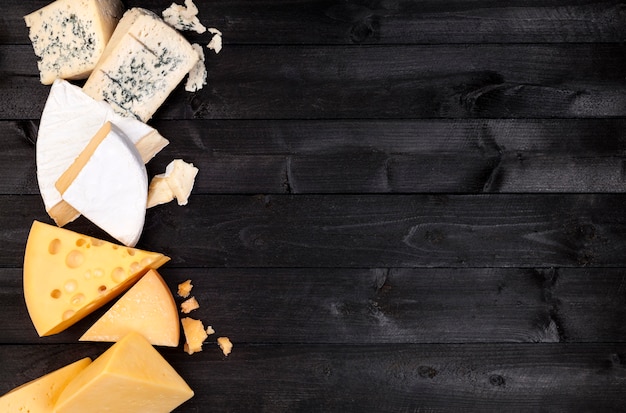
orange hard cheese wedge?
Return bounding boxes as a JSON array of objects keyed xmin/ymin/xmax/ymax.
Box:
[
  {"xmin": 0, "ymin": 358, "xmax": 91, "ymax": 412},
  {"xmin": 23, "ymin": 220, "xmax": 170, "ymax": 336},
  {"xmin": 79, "ymin": 269, "xmax": 179, "ymax": 346},
  {"xmin": 54, "ymin": 332, "xmax": 194, "ymax": 413}
]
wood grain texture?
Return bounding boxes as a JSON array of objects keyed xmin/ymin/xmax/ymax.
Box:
[
  {"xmin": 3, "ymin": 44, "xmax": 626, "ymax": 120},
  {"xmin": 1, "ymin": 343, "xmax": 625, "ymax": 412},
  {"xmin": 2, "ymin": 267, "xmax": 626, "ymax": 345},
  {"xmin": 5, "ymin": 0, "xmax": 626, "ymax": 45}
]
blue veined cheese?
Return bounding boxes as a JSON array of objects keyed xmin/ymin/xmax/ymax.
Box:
[
  {"xmin": 24, "ymin": 0, "xmax": 124, "ymax": 85},
  {"xmin": 162, "ymin": 0, "xmax": 207, "ymax": 34},
  {"xmin": 83, "ymin": 8, "xmax": 200, "ymax": 122},
  {"xmin": 185, "ymin": 43, "xmax": 207, "ymax": 92}
]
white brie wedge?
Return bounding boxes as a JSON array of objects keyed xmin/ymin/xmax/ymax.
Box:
[
  {"xmin": 56, "ymin": 122, "xmax": 148, "ymax": 247},
  {"xmin": 37, "ymin": 79, "xmax": 168, "ymax": 226}
]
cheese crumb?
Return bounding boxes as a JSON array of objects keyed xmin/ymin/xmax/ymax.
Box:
[
  {"xmin": 146, "ymin": 176, "xmax": 175, "ymax": 208},
  {"xmin": 181, "ymin": 317, "xmax": 208, "ymax": 355},
  {"xmin": 206, "ymin": 325, "xmax": 215, "ymax": 335},
  {"xmin": 185, "ymin": 43, "xmax": 207, "ymax": 92},
  {"xmin": 180, "ymin": 296, "xmax": 200, "ymax": 314},
  {"xmin": 207, "ymin": 28, "xmax": 223, "ymax": 54},
  {"xmin": 177, "ymin": 279, "xmax": 193, "ymax": 298},
  {"xmin": 217, "ymin": 336, "xmax": 233, "ymax": 356},
  {"xmin": 162, "ymin": 0, "xmax": 207, "ymax": 33}
]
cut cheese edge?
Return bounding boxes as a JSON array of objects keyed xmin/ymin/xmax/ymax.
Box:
[
  {"xmin": 0, "ymin": 358, "xmax": 91, "ymax": 412},
  {"xmin": 55, "ymin": 332, "xmax": 194, "ymax": 413},
  {"xmin": 24, "ymin": 0, "xmax": 124, "ymax": 84},
  {"xmin": 80, "ymin": 269, "xmax": 179, "ymax": 347},
  {"xmin": 37, "ymin": 79, "xmax": 168, "ymax": 227},
  {"xmin": 56, "ymin": 122, "xmax": 148, "ymax": 247},
  {"xmin": 83, "ymin": 7, "xmax": 200, "ymax": 121},
  {"xmin": 23, "ymin": 221, "xmax": 170, "ymax": 337}
]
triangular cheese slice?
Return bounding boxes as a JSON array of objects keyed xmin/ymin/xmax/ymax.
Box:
[
  {"xmin": 80, "ymin": 269, "xmax": 179, "ymax": 347},
  {"xmin": 56, "ymin": 122, "xmax": 148, "ymax": 247},
  {"xmin": 23, "ymin": 221, "xmax": 170, "ymax": 337},
  {"xmin": 55, "ymin": 333, "xmax": 194, "ymax": 413},
  {"xmin": 36, "ymin": 79, "xmax": 169, "ymax": 227},
  {"xmin": 0, "ymin": 358, "xmax": 91, "ymax": 412}
]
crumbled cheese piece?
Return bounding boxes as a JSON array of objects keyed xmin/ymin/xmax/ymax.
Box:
[
  {"xmin": 206, "ymin": 326, "xmax": 215, "ymax": 335},
  {"xmin": 185, "ymin": 43, "xmax": 207, "ymax": 92},
  {"xmin": 147, "ymin": 159, "xmax": 198, "ymax": 207},
  {"xmin": 217, "ymin": 336, "xmax": 233, "ymax": 356},
  {"xmin": 146, "ymin": 176, "xmax": 175, "ymax": 208},
  {"xmin": 180, "ymin": 296, "xmax": 200, "ymax": 314},
  {"xmin": 207, "ymin": 28, "xmax": 222, "ymax": 54},
  {"xmin": 181, "ymin": 317, "xmax": 208, "ymax": 355},
  {"xmin": 177, "ymin": 279, "xmax": 193, "ymax": 298},
  {"xmin": 162, "ymin": 0, "xmax": 206, "ymax": 33}
]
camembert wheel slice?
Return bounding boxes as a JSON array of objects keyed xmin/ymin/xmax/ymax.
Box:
[
  {"xmin": 80, "ymin": 270, "xmax": 179, "ymax": 347},
  {"xmin": 23, "ymin": 221, "xmax": 170, "ymax": 337},
  {"xmin": 56, "ymin": 121, "xmax": 148, "ymax": 247}
]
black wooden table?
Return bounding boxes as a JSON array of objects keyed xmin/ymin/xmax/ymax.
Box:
[{"xmin": 2, "ymin": 0, "xmax": 626, "ymax": 411}]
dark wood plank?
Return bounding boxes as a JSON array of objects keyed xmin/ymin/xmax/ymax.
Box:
[
  {"xmin": 1, "ymin": 343, "xmax": 626, "ymax": 412},
  {"xmin": 5, "ymin": 0, "xmax": 626, "ymax": 45},
  {"xmin": 2, "ymin": 267, "xmax": 626, "ymax": 345},
  {"xmin": 1, "ymin": 194, "xmax": 626, "ymax": 268},
  {"xmin": 4, "ymin": 44, "xmax": 626, "ymax": 120},
  {"xmin": 8, "ymin": 118, "xmax": 626, "ymax": 195}
]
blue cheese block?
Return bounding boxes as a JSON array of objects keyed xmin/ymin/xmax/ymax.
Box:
[
  {"xmin": 83, "ymin": 8, "xmax": 200, "ymax": 122},
  {"xmin": 24, "ymin": 0, "xmax": 124, "ymax": 85}
]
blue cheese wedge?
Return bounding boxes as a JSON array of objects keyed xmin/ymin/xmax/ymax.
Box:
[
  {"xmin": 56, "ymin": 122, "xmax": 148, "ymax": 247},
  {"xmin": 24, "ymin": 0, "xmax": 124, "ymax": 85},
  {"xmin": 83, "ymin": 7, "xmax": 200, "ymax": 122},
  {"xmin": 37, "ymin": 80, "xmax": 168, "ymax": 227},
  {"xmin": 162, "ymin": 0, "xmax": 207, "ymax": 34}
]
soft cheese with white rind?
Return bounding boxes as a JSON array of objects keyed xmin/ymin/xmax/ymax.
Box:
[
  {"xmin": 57, "ymin": 122, "xmax": 148, "ymax": 247},
  {"xmin": 0, "ymin": 358, "xmax": 91, "ymax": 412},
  {"xmin": 83, "ymin": 7, "xmax": 200, "ymax": 122},
  {"xmin": 37, "ymin": 80, "xmax": 168, "ymax": 227},
  {"xmin": 24, "ymin": 0, "xmax": 124, "ymax": 84}
]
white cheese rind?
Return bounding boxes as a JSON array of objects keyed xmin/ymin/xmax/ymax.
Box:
[
  {"xmin": 36, "ymin": 80, "xmax": 168, "ymax": 226},
  {"xmin": 60, "ymin": 124, "xmax": 148, "ymax": 247},
  {"xmin": 24, "ymin": 0, "xmax": 124, "ymax": 84},
  {"xmin": 83, "ymin": 7, "xmax": 200, "ymax": 122}
]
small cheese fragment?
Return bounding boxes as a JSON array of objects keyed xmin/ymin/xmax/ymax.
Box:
[
  {"xmin": 37, "ymin": 79, "xmax": 168, "ymax": 227},
  {"xmin": 207, "ymin": 28, "xmax": 223, "ymax": 54},
  {"xmin": 146, "ymin": 176, "xmax": 175, "ymax": 208},
  {"xmin": 80, "ymin": 270, "xmax": 179, "ymax": 347},
  {"xmin": 181, "ymin": 317, "xmax": 208, "ymax": 355},
  {"xmin": 217, "ymin": 337, "xmax": 233, "ymax": 356},
  {"xmin": 83, "ymin": 7, "xmax": 200, "ymax": 121},
  {"xmin": 180, "ymin": 296, "xmax": 199, "ymax": 314},
  {"xmin": 24, "ymin": 0, "xmax": 124, "ymax": 84},
  {"xmin": 177, "ymin": 279, "xmax": 193, "ymax": 298},
  {"xmin": 0, "ymin": 358, "xmax": 91, "ymax": 412},
  {"xmin": 23, "ymin": 221, "xmax": 170, "ymax": 337},
  {"xmin": 56, "ymin": 122, "xmax": 148, "ymax": 247},
  {"xmin": 54, "ymin": 332, "xmax": 194, "ymax": 413},
  {"xmin": 185, "ymin": 43, "xmax": 207, "ymax": 92},
  {"xmin": 206, "ymin": 325, "xmax": 215, "ymax": 335},
  {"xmin": 162, "ymin": 0, "xmax": 207, "ymax": 33}
]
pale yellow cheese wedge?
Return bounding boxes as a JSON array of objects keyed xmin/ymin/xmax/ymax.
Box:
[
  {"xmin": 23, "ymin": 221, "xmax": 170, "ymax": 337},
  {"xmin": 0, "ymin": 358, "xmax": 91, "ymax": 412},
  {"xmin": 79, "ymin": 269, "xmax": 179, "ymax": 346},
  {"xmin": 54, "ymin": 332, "xmax": 194, "ymax": 413}
]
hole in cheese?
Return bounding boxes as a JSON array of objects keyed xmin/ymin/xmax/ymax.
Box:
[
  {"xmin": 64, "ymin": 279, "xmax": 78, "ymax": 293},
  {"xmin": 51, "ymin": 289, "xmax": 61, "ymax": 299},
  {"xmin": 62, "ymin": 310, "xmax": 75, "ymax": 320},
  {"xmin": 127, "ymin": 248, "xmax": 136, "ymax": 256},
  {"xmin": 76, "ymin": 238, "xmax": 87, "ymax": 247},
  {"xmin": 98, "ymin": 285, "xmax": 107, "ymax": 294},
  {"xmin": 93, "ymin": 268, "xmax": 104, "ymax": 278},
  {"xmin": 66, "ymin": 250, "xmax": 84, "ymax": 268},
  {"xmin": 111, "ymin": 267, "xmax": 126, "ymax": 283},
  {"xmin": 92, "ymin": 239, "xmax": 104, "ymax": 247},
  {"xmin": 49, "ymin": 239, "xmax": 62, "ymax": 254},
  {"xmin": 71, "ymin": 293, "xmax": 85, "ymax": 306}
]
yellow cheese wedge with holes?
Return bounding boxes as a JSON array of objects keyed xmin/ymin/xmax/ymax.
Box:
[
  {"xmin": 79, "ymin": 269, "xmax": 179, "ymax": 346},
  {"xmin": 54, "ymin": 332, "xmax": 194, "ymax": 413},
  {"xmin": 0, "ymin": 358, "xmax": 91, "ymax": 412},
  {"xmin": 23, "ymin": 221, "xmax": 170, "ymax": 337}
]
